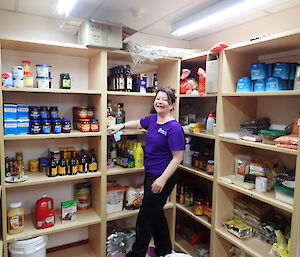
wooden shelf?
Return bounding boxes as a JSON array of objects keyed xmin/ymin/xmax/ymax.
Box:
[
  {"xmin": 2, "ymin": 87, "xmax": 101, "ymax": 95},
  {"xmin": 175, "ymin": 234, "xmax": 209, "ymax": 257},
  {"xmin": 220, "ymin": 138, "xmax": 298, "ymax": 155},
  {"xmin": 216, "ymin": 226, "xmax": 273, "ymax": 257},
  {"xmin": 47, "ymin": 243, "xmax": 96, "ymax": 257},
  {"xmin": 107, "ymin": 167, "xmax": 144, "ymax": 176},
  {"xmin": 107, "ymin": 202, "xmax": 173, "ymax": 221},
  {"xmin": 176, "ymin": 203, "xmax": 211, "ymax": 229},
  {"xmin": 122, "ymin": 129, "xmax": 147, "ymax": 135},
  {"xmin": 107, "ymin": 91, "xmax": 155, "ymax": 97},
  {"xmin": 222, "ymin": 91, "xmax": 300, "ymax": 97},
  {"xmin": 0, "ymin": 36, "xmax": 99, "ymax": 57},
  {"xmin": 5, "ymin": 171, "xmax": 101, "ymax": 188},
  {"xmin": 6, "ymin": 208, "xmax": 101, "ymax": 242},
  {"xmin": 218, "ymin": 179, "xmax": 293, "ymax": 213},
  {"xmin": 179, "ymin": 165, "xmax": 214, "ymax": 181},
  {"xmin": 4, "ymin": 131, "xmax": 102, "ymax": 140},
  {"xmin": 184, "ymin": 131, "xmax": 216, "ymax": 140},
  {"xmin": 179, "ymin": 93, "xmax": 217, "ymax": 98}
]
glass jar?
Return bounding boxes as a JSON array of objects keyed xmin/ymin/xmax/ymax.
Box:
[
  {"xmin": 60, "ymin": 73, "xmax": 71, "ymax": 89},
  {"xmin": 39, "ymin": 106, "xmax": 49, "ymax": 119},
  {"xmin": 41, "ymin": 119, "xmax": 51, "ymax": 134},
  {"xmin": 194, "ymin": 198, "xmax": 204, "ymax": 216},
  {"xmin": 52, "ymin": 119, "xmax": 62, "ymax": 134},
  {"xmin": 39, "ymin": 158, "xmax": 49, "ymax": 173},
  {"xmin": 207, "ymin": 160, "xmax": 214, "ymax": 175},
  {"xmin": 87, "ymin": 106, "xmax": 94, "ymax": 118},
  {"xmin": 24, "ymin": 72, "xmax": 34, "ymax": 88},
  {"xmin": 49, "ymin": 106, "xmax": 58, "ymax": 119},
  {"xmin": 22, "ymin": 60, "xmax": 31, "ymax": 72},
  {"xmin": 78, "ymin": 119, "xmax": 90, "ymax": 132},
  {"xmin": 73, "ymin": 106, "xmax": 88, "ymax": 119},
  {"xmin": 90, "ymin": 119, "xmax": 99, "ymax": 132},
  {"xmin": 29, "ymin": 159, "xmax": 39, "ymax": 172},
  {"xmin": 30, "ymin": 120, "xmax": 41, "ymax": 134},
  {"xmin": 62, "ymin": 119, "xmax": 71, "ymax": 133},
  {"xmin": 7, "ymin": 202, "xmax": 24, "ymax": 235}
]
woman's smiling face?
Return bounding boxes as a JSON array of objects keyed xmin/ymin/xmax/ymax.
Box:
[{"xmin": 153, "ymin": 91, "xmax": 173, "ymax": 114}]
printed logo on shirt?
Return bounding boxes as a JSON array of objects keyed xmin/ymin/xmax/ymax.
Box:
[{"xmin": 158, "ymin": 128, "xmax": 167, "ymax": 136}]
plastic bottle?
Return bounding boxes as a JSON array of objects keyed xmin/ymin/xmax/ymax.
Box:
[
  {"xmin": 8, "ymin": 202, "xmax": 24, "ymax": 234},
  {"xmin": 206, "ymin": 111, "xmax": 215, "ymax": 134},
  {"xmin": 183, "ymin": 137, "xmax": 192, "ymax": 166},
  {"xmin": 135, "ymin": 142, "xmax": 144, "ymax": 168}
]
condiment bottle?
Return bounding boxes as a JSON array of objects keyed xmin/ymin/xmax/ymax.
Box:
[
  {"xmin": 8, "ymin": 202, "xmax": 24, "ymax": 234},
  {"xmin": 88, "ymin": 149, "xmax": 98, "ymax": 172},
  {"xmin": 48, "ymin": 152, "xmax": 57, "ymax": 177},
  {"xmin": 194, "ymin": 197, "xmax": 204, "ymax": 216},
  {"xmin": 69, "ymin": 151, "xmax": 78, "ymax": 175},
  {"xmin": 78, "ymin": 149, "xmax": 88, "ymax": 173},
  {"xmin": 58, "ymin": 151, "xmax": 67, "ymax": 176},
  {"xmin": 15, "ymin": 152, "xmax": 25, "ymax": 179}
]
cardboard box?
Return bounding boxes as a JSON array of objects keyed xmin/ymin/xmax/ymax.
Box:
[
  {"xmin": 61, "ymin": 200, "xmax": 77, "ymax": 223},
  {"xmin": 79, "ymin": 20, "xmax": 122, "ymax": 49},
  {"xmin": 206, "ymin": 54, "xmax": 219, "ymax": 93}
]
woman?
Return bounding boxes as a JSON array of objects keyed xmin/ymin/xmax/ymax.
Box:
[{"xmin": 108, "ymin": 87, "xmax": 184, "ymax": 257}]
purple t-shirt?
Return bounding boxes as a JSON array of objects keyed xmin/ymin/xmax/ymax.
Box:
[{"xmin": 140, "ymin": 114, "xmax": 184, "ymax": 175}]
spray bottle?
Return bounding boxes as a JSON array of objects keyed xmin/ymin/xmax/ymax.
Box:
[{"xmin": 183, "ymin": 137, "xmax": 192, "ymax": 166}]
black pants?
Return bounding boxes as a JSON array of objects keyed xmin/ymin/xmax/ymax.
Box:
[{"xmin": 126, "ymin": 171, "xmax": 178, "ymax": 257}]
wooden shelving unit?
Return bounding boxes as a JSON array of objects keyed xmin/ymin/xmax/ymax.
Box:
[
  {"xmin": 107, "ymin": 167, "xmax": 144, "ymax": 176},
  {"xmin": 178, "ymin": 165, "xmax": 213, "ymax": 181},
  {"xmin": 47, "ymin": 243, "xmax": 96, "ymax": 257},
  {"xmin": 184, "ymin": 131, "xmax": 216, "ymax": 140},
  {"xmin": 2, "ymin": 87, "xmax": 101, "ymax": 94}
]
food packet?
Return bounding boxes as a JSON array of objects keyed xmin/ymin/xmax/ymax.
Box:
[
  {"xmin": 234, "ymin": 155, "xmax": 251, "ymax": 176},
  {"xmin": 223, "ymin": 219, "xmax": 254, "ymax": 239},
  {"xmin": 124, "ymin": 185, "xmax": 144, "ymax": 210}
]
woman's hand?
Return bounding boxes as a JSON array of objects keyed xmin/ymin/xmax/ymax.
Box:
[
  {"xmin": 107, "ymin": 124, "xmax": 124, "ymax": 135},
  {"xmin": 151, "ymin": 176, "xmax": 167, "ymax": 194}
]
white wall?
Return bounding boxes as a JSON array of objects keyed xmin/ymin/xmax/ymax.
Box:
[{"xmin": 189, "ymin": 6, "xmax": 300, "ymax": 51}]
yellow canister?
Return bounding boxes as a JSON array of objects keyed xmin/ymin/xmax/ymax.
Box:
[{"xmin": 29, "ymin": 159, "xmax": 39, "ymax": 172}]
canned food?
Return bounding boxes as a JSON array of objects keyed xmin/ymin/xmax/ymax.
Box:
[
  {"xmin": 29, "ymin": 159, "xmax": 39, "ymax": 172},
  {"xmin": 74, "ymin": 183, "xmax": 91, "ymax": 210}
]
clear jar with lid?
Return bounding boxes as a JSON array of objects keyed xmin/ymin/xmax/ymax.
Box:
[
  {"xmin": 207, "ymin": 160, "xmax": 214, "ymax": 175},
  {"xmin": 24, "ymin": 72, "xmax": 34, "ymax": 88},
  {"xmin": 90, "ymin": 119, "xmax": 99, "ymax": 132},
  {"xmin": 8, "ymin": 202, "xmax": 24, "ymax": 234},
  {"xmin": 22, "ymin": 60, "xmax": 31, "ymax": 72}
]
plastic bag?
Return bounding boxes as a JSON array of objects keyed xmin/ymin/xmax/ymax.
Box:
[{"xmin": 234, "ymin": 155, "xmax": 251, "ymax": 176}]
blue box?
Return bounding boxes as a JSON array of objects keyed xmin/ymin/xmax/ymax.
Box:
[
  {"xmin": 253, "ymin": 79, "xmax": 265, "ymax": 92},
  {"xmin": 17, "ymin": 105, "xmax": 29, "ymax": 119},
  {"xmin": 266, "ymin": 63, "xmax": 273, "ymax": 77},
  {"xmin": 4, "ymin": 104, "xmax": 17, "ymax": 120},
  {"xmin": 266, "ymin": 77, "xmax": 282, "ymax": 91},
  {"xmin": 251, "ymin": 63, "xmax": 266, "ymax": 80},
  {"xmin": 273, "ymin": 62, "xmax": 290, "ymax": 80},
  {"xmin": 4, "ymin": 119, "xmax": 17, "ymax": 135},
  {"xmin": 236, "ymin": 77, "xmax": 252, "ymax": 92},
  {"xmin": 18, "ymin": 119, "xmax": 30, "ymax": 134}
]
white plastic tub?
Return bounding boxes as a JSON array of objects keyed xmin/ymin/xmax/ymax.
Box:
[
  {"xmin": 37, "ymin": 76, "xmax": 51, "ymax": 89},
  {"xmin": 36, "ymin": 65, "xmax": 52, "ymax": 77},
  {"xmin": 9, "ymin": 235, "xmax": 47, "ymax": 257}
]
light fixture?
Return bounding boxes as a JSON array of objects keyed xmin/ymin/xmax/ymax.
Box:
[
  {"xmin": 172, "ymin": 0, "xmax": 272, "ymax": 37},
  {"xmin": 56, "ymin": 0, "xmax": 78, "ymax": 17}
]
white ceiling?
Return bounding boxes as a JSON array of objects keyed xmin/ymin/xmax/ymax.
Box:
[{"xmin": 0, "ymin": 0, "xmax": 299, "ymax": 41}]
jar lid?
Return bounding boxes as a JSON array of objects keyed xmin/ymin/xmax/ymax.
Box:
[
  {"xmin": 49, "ymin": 106, "xmax": 58, "ymax": 109},
  {"xmin": 13, "ymin": 77, "xmax": 23, "ymax": 80},
  {"xmin": 36, "ymin": 64, "xmax": 52, "ymax": 67},
  {"xmin": 74, "ymin": 106, "xmax": 88, "ymax": 109},
  {"xmin": 24, "ymin": 72, "xmax": 33, "ymax": 76},
  {"xmin": 30, "ymin": 106, "xmax": 39, "ymax": 108},
  {"xmin": 41, "ymin": 119, "xmax": 51, "ymax": 122},
  {"xmin": 207, "ymin": 160, "xmax": 214, "ymax": 164},
  {"xmin": 61, "ymin": 119, "xmax": 71, "ymax": 122},
  {"xmin": 30, "ymin": 159, "xmax": 39, "ymax": 163},
  {"xmin": 36, "ymin": 76, "xmax": 52, "ymax": 79},
  {"xmin": 52, "ymin": 119, "xmax": 61, "ymax": 122},
  {"xmin": 22, "ymin": 60, "xmax": 31, "ymax": 64},
  {"xmin": 10, "ymin": 202, "xmax": 22, "ymax": 208},
  {"xmin": 39, "ymin": 158, "xmax": 49, "ymax": 164},
  {"xmin": 60, "ymin": 73, "xmax": 70, "ymax": 76},
  {"xmin": 31, "ymin": 120, "xmax": 41, "ymax": 122},
  {"xmin": 79, "ymin": 119, "xmax": 90, "ymax": 122},
  {"xmin": 90, "ymin": 119, "xmax": 98, "ymax": 121}
]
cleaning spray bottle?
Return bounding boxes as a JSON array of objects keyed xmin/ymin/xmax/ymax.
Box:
[
  {"xmin": 206, "ymin": 111, "xmax": 215, "ymax": 135},
  {"xmin": 183, "ymin": 137, "xmax": 192, "ymax": 166}
]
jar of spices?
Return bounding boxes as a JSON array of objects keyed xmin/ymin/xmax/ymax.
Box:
[
  {"xmin": 61, "ymin": 119, "xmax": 71, "ymax": 133},
  {"xmin": 78, "ymin": 119, "xmax": 90, "ymax": 132},
  {"xmin": 41, "ymin": 119, "xmax": 51, "ymax": 134},
  {"xmin": 52, "ymin": 119, "xmax": 62, "ymax": 134},
  {"xmin": 30, "ymin": 120, "xmax": 41, "ymax": 134},
  {"xmin": 49, "ymin": 106, "xmax": 58, "ymax": 119},
  {"xmin": 90, "ymin": 119, "xmax": 99, "ymax": 132},
  {"xmin": 74, "ymin": 183, "xmax": 91, "ymax": 210},
  {"xmin": 29, "ymin": 106, "xmax": 40, "ymax": 119},
  {"xmin": 7, "ymin": 202, "xmax": 24, "ymax": 235},
  {"xmin": 194, "ymin": 198, "xmax": 204, "ymax": 216},
  {"xmin": 87, "ymin": 106, "xmax": 94, "ymax": 118},
  {"xmin": 39, "ymin": 106, "xmax": 49, "ymax": 119},
  {"xmin": 23, "ymin": 72, "xmax": 34, "ymax": 88},
  {"xmin": 39, "ymin": 158, "xmax": 49, "ymax": 173},
  {"xmin": 29, "ymin": 159, "xmax": 39, "ymax": 172},
  {"xmin": 60, "ymin": 73, "xmax": 71, "ymax": 89},
  {"xmin": 207, "ymin": 160, "xmax": 214, "ymax": 175},
  {"xmin": 73, "ymin": 106, "xmax": 88, "ymax": 119}
]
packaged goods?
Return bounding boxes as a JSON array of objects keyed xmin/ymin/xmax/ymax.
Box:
[
  {"xmin": 61, "ymin": 200, "xmax": 77, "ymax": 222},
  {"xmin": 253, "ymin": 79, "xmax": 265, "ymax": 92},
  {"xmin": 7, "ymin": 202, "xmax": 24, "ymax": 234},
  {"xmin": 61, "ymin": 119, "xmax": 71, "ymax": 133},
  {"xmin": 273, "ymin": 184, "xmax": 294, "ymax": 204},
  {"xmin": 274, "ymin": 135, "xmax": 298, "ymax": 145},
  {"xmin": 90, "ymin": 119, "xmax": 99, "ymax": 132},
  {"xmin": 124, "ymin": 185, "xmax": 144, "ymax": 210},
  {"xmin": 236, "ymin": 77, "xmax": 251, "ymax": 92},
  {"xmin": 234, "ymin": 155, "xmax": 251, "ymax": 176},
  {"xmin": 4, "ymin": 104, "xmax": 17, "ymax": 120},
  {"xmin": 30, "ymin": 120, "xmax": 41, "ymax": 134},
  {"xmin": 22, "ymin": 60, "xmax": 31, "ymax": 72},
  {"xmin": 4, "ymin": 120, "xmax": 18, "ymax": 135},
  {"xmin": 29, "ymin": 159, "xmax": 39, "ymax": 172},
  {"xmin": 37, "ymin": 76, "xmax": 51, "ymax": 89},
  {"xmin": 75, "ymin": 182, "xmax": 91, "ymax": 210},
  {"xmin": 248, "ymin": 162, "xmax": 267, "ymax": 177},
  {"xmin": 260, "ymin": 130, "xmax": 289, "ymax": 145},
  {"xmin": 23, "ymin": 72, "xmax": 33, "ymax": 87},
  {"xmin": 107, "ymin": 184, "xmax": 125, "ymax": 213},
  {"xmin": 60, "ymin": 73, "xmax": 71, "ymax": 89},
  {"xmin": 223, "ymin": 219, "xmax": 254, "ymax": 239},
  {"xmin": 36, "ymin": 65, "xmax": 52, "ymax": 77},
  {"xmin": 251, "ymin": 63, "xmax": 266, "ymax": 80},
  {"xmin": 73, "ymin": 106, "xmax": 88, "ymax": 119},
  {"xmin": 17, "ymin": 105, "xmax": 29, "ymax": 119},
  {"xmin": 13, "ymin": 77, "xmax": 24, "ymax": 88},
  {"xmin": 2, "ymin": 73, "xmax": 13, "ymax": 87},
  {"xmin": 277, "ymin": 143, "xmax": 298, "ymax": 150},
  {"xmin": 34, "ymin": 195, "xmax": 55, "ymax": 229},
  {"xmin": 12, "ymin": 66, "xmax": 24, "ymax": 78}
]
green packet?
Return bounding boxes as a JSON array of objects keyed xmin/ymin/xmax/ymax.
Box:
[{"xmin": 61, "ymin": 200, "xmax": 77, "ymax": 223}]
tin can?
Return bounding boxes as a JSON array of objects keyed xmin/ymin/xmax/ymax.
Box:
[
  {"xmin": 74, "ymin": 183, "xmax": 91, "ymax": 210},
  {"xmin": 29, "ymin": 159, "xmax": 39, "ymax": 172}
]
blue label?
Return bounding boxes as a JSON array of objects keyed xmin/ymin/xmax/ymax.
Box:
[
  {"xmin": 42, "ymin": 125, "xmax": 51, "ymax": 134},
  {"xmin": 50, "ymin": 111, "xmax": 58, "ymax": 119},
  {"xmin": 53, "ymin": 125, "xmax": 62, "ymax": 133},
  {"xmin": 40, "ymin": 111, "xmax": 48, "ymax": 119}
]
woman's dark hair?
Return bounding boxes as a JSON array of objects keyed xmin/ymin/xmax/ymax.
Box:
[{"xmin": 154, "ymin": 87, "xmax": 176, "ymax": 105}]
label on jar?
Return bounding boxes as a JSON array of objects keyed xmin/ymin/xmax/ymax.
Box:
[
  {"xmin": 87, "ymin": 110, "xmax": 94, "ymax": 118},
  {"xmin": 62, "ymin": 124, "xmax": 71, "ymax": 132},
  {"xmin": 49, "ymin": 167, "xmax": 57, "ymax": 176},
  {"xmin": 9, "ymin": 215, "xmax": 23, "ymax": 231},
  {"xmin": 78, "ymin": 163, "xmax": 88, "ymax": 173},
  {"xmin": 88, "ymin": 162, "xmax": 97, "ymax": 172},
  {"xmin": 81, "ymin": 123, "xmax": 90, "ymax": 132},
  {"xmin": 50, "ymin": 111, "xmax": 58, "ymax": 119},
  {"xmin": 42, "ymin": 125, "xmax": 51, "ymax": 134},
  {"xmin": 53, "ymin": 125, "xmax": 62, "ymax": 133},
  {"xmin": 71, "ymin": 166, "xmax": 78, "ymax": 175},
  {"xmin": 31, "ymin": 125, "xmax": 41, "ymax": 133},
  {"xmin": 62, "ymin": 79, "xmax": 71, "ymax": 89},
  {"xmin": 58, "ymin": 166, "xmax": 66, "ymax": 175},
  {"xmin": 91, "ymin": 123, "xmax": 99, "ymax": 132}
]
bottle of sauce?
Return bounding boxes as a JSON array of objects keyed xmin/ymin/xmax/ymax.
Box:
[
  {"xmin": 78, "ymin": 149, "xmax": 88, "ymax": 173},
  {"xmin": 115, "ymin": 103, "xmax": 125, "ymax": 124},
  {"xmin": 48, "ymin": 152, "xmax": 57, "ymax": 177},
  {"xmin": 15, "ymin": 152, "xmax": 25, "ymax": 179},
  {"xmin": 69, "ymin": 151, "xmax": 78, "ymax": 175},
  {"xmin": 88, "ymin": 149, "xmax": 98, "ymax": 172},
  {"xmin": 107, "ymin": 99, "xmax": 116, "ymax": 127},
  {"xmin": 8, "ymin": 202, "xmax": 24, "ymax": 234},
  {"xmin": 58, "ymin": 151, "xmax": 67, "ymax": 176},
  {"xmin": 135, "ymin": 142, "xmax": 144, "ymax": 168}
]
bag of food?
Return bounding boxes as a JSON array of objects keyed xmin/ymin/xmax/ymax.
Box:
[{"xmin": 124, "ymin": 185, "xmax": 144, "ymax": 210}]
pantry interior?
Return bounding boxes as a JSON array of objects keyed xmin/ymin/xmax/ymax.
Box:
[{"xmin": 0, "ymin": 1, "xmax": 300, "ymax": 257}]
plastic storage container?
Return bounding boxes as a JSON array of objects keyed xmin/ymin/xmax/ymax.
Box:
[
  {"xmin": 107, "ymin": 184, "xmax": 125, "ymax": 213},
  {"xmin": 36, "ymin": 65, "xmax": 51, "ymax": 77},
  {"xmin": 37, "ymin": 77, "xmax": 51, "ymax": 89},
  {"xmin": 273, "ymin": 184, "xmax": 294, "ymax": 204},
  {"xmin": 259, "ymin": 130, "xmax": 289, "ymax": 145},
  {"xmin": 9, "ymin": 235, "xmax": 47, "ymax": 257}
]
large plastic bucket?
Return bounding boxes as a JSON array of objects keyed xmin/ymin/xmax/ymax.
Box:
[
  {"xmin": 9, "ymin": 235, "xmax": 47, "ymax": 257},
  {"xmin": 166, "ymin": 254, "xmax": 192, "ymax": 257}
]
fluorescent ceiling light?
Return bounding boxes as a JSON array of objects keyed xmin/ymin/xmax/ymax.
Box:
[
  {"xmin": 56, "ymin": 0, "xmax": 78, "ymax": 17},
  {"xmin": 172, "ymin": 0, "xmax": 272, "ymax": 37}
]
